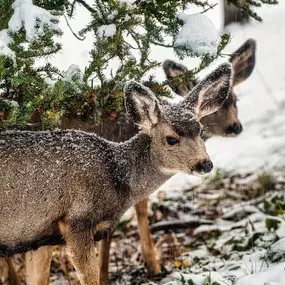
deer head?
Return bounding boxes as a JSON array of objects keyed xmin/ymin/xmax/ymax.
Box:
[
  {"xmin": 124, "ymin": 62, "xmax": 233, "ymax": 176},
  {"xmin": 163, "ymin": 39, "xmax": 256, "ymax": 138}
]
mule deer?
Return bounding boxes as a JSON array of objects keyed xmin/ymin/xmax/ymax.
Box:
[
  {"xmin": 20, "ymin": 40, "xmax": 255, "ymax": 285},
  {"xmin": 13, "ymin": 39, "xmax": 254, "ymax": 285},
  {"xmin": 0, "ymin": 65, "xmax": 232, "ymax": 285}
]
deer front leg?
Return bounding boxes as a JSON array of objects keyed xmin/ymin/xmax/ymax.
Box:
[
  {"xmin": 6, "ymin": 258, "xmax": 21, "ymax": 285},
  {"xmin": 59, "ymin": 221, "xmax": 100, "ymax": 285},
  {"xmin": 26, "ymin": 247, "xmax": 53, "ymax": 285},
  {"xmin": 135, "ymin": 198, "xmax": 161, "ymax": 275},
  {"xmin": 99, "ymin": 237, "xmax": 112, "ymax": 285}
]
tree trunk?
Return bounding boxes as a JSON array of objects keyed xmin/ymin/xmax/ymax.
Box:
[{"xmin": 224, "ymin": 0, "xmax": 249, "ymax": 27}]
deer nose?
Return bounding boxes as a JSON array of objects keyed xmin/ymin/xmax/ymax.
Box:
[
  {"xmin": 195, "ymin": 160, "xmax": 213, "ymax": 174},
  {"xmin": 227, "ymin": 123, "xmax": 243, "ymax": 135}
]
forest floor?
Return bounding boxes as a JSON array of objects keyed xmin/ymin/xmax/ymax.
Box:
[{"xmin": 5, "ymin": 168, "xmax": 285, "ymax": 285}]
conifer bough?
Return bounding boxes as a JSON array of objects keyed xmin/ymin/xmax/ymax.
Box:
[{"xmin": 0, "ymin": 0, "xmax": 278, "ymax": 130}]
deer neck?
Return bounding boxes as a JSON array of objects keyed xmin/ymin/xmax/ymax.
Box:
[{"xmin": 111, "ymin": 132, "xmax": 169, "ymax": 203}]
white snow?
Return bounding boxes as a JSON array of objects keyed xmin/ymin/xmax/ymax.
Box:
[
  {"xmin": 63, "ymin": 64, "xmax": 81, "ymax": 81},
  {"xmin": 9, "ymin": 0, "xmax": 60, "ymax": 42},
  {"xmin": 0, "ymin": 29, "xmax": 15, "ymax": 59},
  {"xmin": 0, "ymin": 0, "xmax": 60, "ymax": 59},
  {"xmin": 119, "ymin": 0, "xmax": 136, "ymax": 4},
  {"xmin": 165, "ymin": 271, "xmax": 233, "ymax": 285},
  {"xmin": 164, "ymin": 202, "xmax": 285, "ymax": 285},
  {"xmin": 97, "ymin": 24, "xmax": 116, "ymax": 39},
  {"xmin": 2, "ymin": 99, "xmax": 19, "ymax": 108},
  {"xmin": 270, "ymin": 238, "xmax": 285, "ymax": 253},
  {"xmin": 174, "ymin": 12, "xmax": 219, "ymax": 56}
]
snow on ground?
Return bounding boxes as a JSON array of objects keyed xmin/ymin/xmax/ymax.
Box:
[{"xmin": 163, "ymin": 201, "xmax": 285, "ymax": 285}]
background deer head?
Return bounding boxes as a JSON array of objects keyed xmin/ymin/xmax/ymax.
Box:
[{"xmin": 163, "ymin": 39, "xmax": 256, "ymax": 138}]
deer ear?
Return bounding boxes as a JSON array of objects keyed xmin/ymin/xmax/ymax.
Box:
[
  {"xmin": 163, "ymin": 60, "xmax": 192, "ymax": 97},
  {"xmin": 181, "ymin": 63, "xmax": 233, "ymax": 119},
  {"xmin": 230, "ymin": 39, "xmax": 256, "ymax": 86},
  {"xmin": 124, "ymin": 81, "xmax": 162, "ymax": 130},
  {"xmin": 163, "ymin": 60, "xmax": 188, "ymax": 79}
]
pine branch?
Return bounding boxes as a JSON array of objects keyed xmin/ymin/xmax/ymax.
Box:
[
  {"xmin": 75, "ymin": 0, "xmax": 96, "ymax": 14},
  {"xmin": 63, "ymin": 14, "xmax": 85, "ymax": 41}
]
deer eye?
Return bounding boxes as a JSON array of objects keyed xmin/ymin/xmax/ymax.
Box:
[{"xmin": 166, "ymin": 136, "xmax": 180, "ymax": 146}]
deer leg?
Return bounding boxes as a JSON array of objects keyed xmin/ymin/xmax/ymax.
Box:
[
  {"xmin": 26, "ymin": 247, "xmax": 53, "ymax": 285},
  {"xmin": 99, "ymin": 237, "xmax": 112, "ymax": 285},
  {"xmin": 59, "ymin": 221, "xmax": 100, "ymax": 285},
  {"xmin": 6, "ymin": 258, "xmax": 21, "ymax": 285},
  {"xmin": 135, "ymin": 198, "xmax": 161, "ymax": 275},
  {"xmin": 0, "ymin": 258, "xmax": 9, "ymax": 285}
]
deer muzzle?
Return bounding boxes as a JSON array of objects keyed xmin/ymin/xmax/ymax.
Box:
[{"xmin": 194, "ymin": 159, "xmax": 213, "ymax": 174}]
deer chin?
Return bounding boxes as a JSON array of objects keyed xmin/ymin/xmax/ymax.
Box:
[
  {"xmin": 223, "ymin": 133, "xmax": 238, "ymax": 138},
  {"xmin": 160, "ymin": 167, "xmax": 188, "ymax": 176},
  {"xmin": 192, "ymin": 170, "xmax": 206, "ymax": 177}
]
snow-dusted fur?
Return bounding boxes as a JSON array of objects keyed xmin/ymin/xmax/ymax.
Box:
[{"xmin": 0, "ymin": 67, "xmax": 232, "ymax": 284}]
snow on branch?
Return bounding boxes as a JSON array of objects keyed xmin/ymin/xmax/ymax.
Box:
[
  {"xmin": 0, "ymin": 0, "xmax": 60, "ymax": 58},
  {"xmin": 0, "ymin": 30, "xmax": 15, "ymax": 59},
  {"xmin": 97, "ymin": 24, "xmax": 117, "ymax": 39},
  {"xmin": 9, "ymin": 0, "xmax": 60, "ymax": 41},
  {"xmin": 174, "ymin": 12, "xmax": 219, "ymax": 56}
]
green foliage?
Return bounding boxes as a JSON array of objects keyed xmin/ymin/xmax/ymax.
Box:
[
  {"xmin": 116, "ymin": 217, "xmax": 133, "ymax": 232},
  {"xmin": 263, "ymin": 194, "xmax": 285, "ymax": 216},
  {"xmin": 265, "ymin": 217, "xmax": 281, "ymax": 231},
  {"xmin": 0, "ymin": 0, "xmax": 278, "ymax": 129}
]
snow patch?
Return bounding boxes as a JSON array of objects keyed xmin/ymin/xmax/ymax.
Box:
[
  {"xmin": 174, "ymin": 13, "xmax": 219, "ymax": 56},
  {"xmin": 97, "ymin": 24, "xmax": 116, "ymax": 39},
  {"xmin": 0, "ymin": 29, "xmax": 15, "ymax": 59},
  {"xmin": 2, "ymin": 99, "xmax": 19, "ymax": 108},
  {"xmin": 9, "ymin": 0, "xmax": 60, "ymax": 42},
  {"xmin": 63, "ymin": 64, "xmax": 81, "ymax": 81}
]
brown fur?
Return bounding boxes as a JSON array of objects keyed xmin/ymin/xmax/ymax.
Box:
[
  {"xmin": 1, "ymin": 71, "xmax": 232, "ymax": 285},
  {"xmin": 59, "ymin": 221, "xmax": 100, "ymax": 285},
  {"xmin": 99, "ymin": 239, "xmax": 112, "ymax": 285},
  {"xmin": 135, "ymin": 199, "xmax": 161, "ymax": 274},
  {"xmin": 26, "ymin": 247, "xmax": 53, "ymax": 285}
]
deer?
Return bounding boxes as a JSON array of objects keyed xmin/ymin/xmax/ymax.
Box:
[
  {"xmin": 0, "ymin": 63, "xmax": 233, "ymax": 285},
  {"xmin": 4, "ymin": 39, "xmax": 255, "ymax": 285}
]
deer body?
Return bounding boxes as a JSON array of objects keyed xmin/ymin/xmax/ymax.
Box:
[
  {"xmin": 0, "ymin": 130, "xmax": 168, "ymax": 256},
  {"xmin": 4, "ymin": 40, "xmax": 255, "ymax": 285},
  {"xmin": 0, "ymin": 71, "xmax": 233, "ymax": 284}
]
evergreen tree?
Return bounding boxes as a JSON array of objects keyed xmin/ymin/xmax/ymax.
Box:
[{"xmin": 0, "ymin": 0, "xmax": 278, "ymax": 130}]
